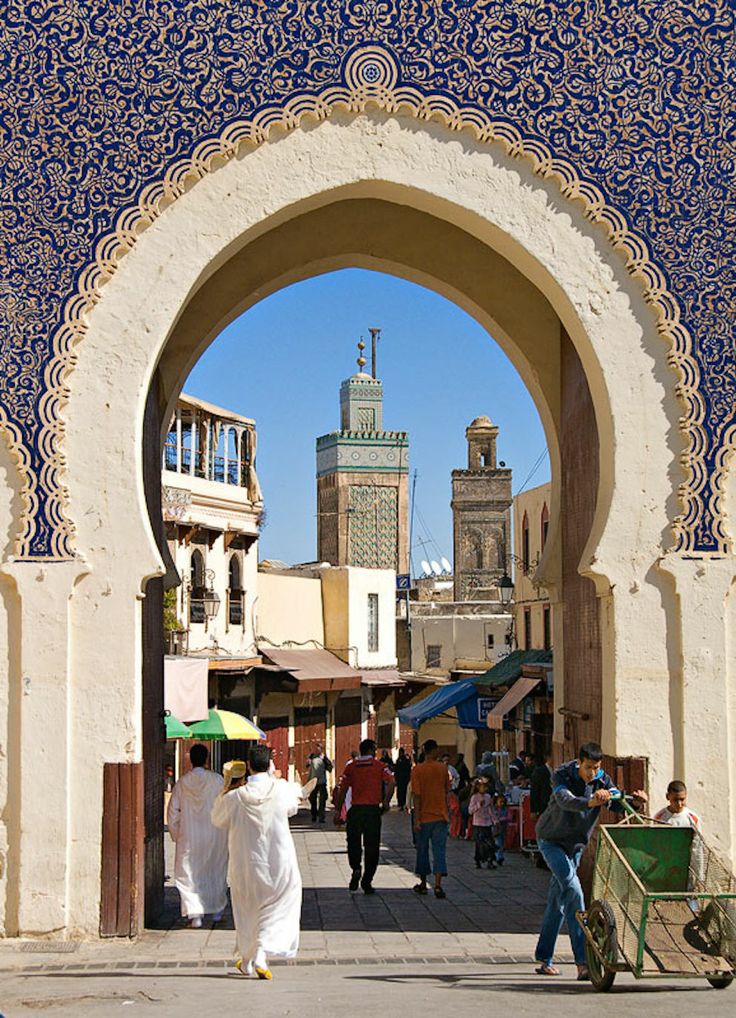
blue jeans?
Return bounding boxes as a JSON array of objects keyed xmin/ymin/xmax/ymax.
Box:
[
  {"xmin": 415, "ymin": 820, "xmax": 449, "ymax": 877},
  {"xmin": 495, "ymin": 828, "xmax": 505, "ymax": 862},
  {"xmin": 535, "ymin": 840, "xmax": 586, "ymax": 966}
]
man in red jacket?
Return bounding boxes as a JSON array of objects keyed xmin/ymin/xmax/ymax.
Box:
[{"xmin": 334, "ymin": 738, "xmax": 394, "ymax": 895}]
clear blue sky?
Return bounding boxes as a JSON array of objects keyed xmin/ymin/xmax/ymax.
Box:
[{"xmin": 185, "ymin": 268, "xmax": 549, "ymax": 571}]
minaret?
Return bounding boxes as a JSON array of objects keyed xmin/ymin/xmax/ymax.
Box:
[
  {"xmin": 451, "ymin": 416, "xmax": 512, "ymax": 600},
  {"xmin": 316, "ymin": 337, "xmax": 409, "ymax": 573}
]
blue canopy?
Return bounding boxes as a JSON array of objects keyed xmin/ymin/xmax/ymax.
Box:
[{"xmin": 397, "ymin": 679, "xmax": 478, "ymax": 730}]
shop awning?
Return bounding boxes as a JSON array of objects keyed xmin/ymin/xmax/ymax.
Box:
[
  {"xmin": 473, "ymin": 649, "xmax": 552, "ymax": 687},
  {"xmin": 361, "ymin": 669, "xmax": 405, "ymax": 687},
  {"xmin": 397, "ymin": 679, "xmax": 477, "ymax": 730},
  {"xmin": 486, "ymin": 676, "xmax": 541, "ymax": 730},
  {"xmin": 260, "ymin": 648, "xmax": 362, "ymax": 692}
]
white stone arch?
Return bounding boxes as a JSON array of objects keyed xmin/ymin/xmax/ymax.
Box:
[{"xmin": 10, "ymin": 110, "xmax": 731, "ymax": 940}]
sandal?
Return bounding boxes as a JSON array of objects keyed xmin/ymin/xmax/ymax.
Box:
[
  {"xmin": 576, "ymin": 967, "xmax": 590, "ymax": 981},
  {"xmin": 434, "ymin": 887, "xmax": 446, "ymax": 899},
  {"xmin": 413, "ymin": 883, "xmax": 428, "ymax": 895},
  {"xmin": 535, "ymin": 964, "xmax": 561, "ymax": 976}
]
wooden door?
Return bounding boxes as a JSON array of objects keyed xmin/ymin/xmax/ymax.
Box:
[
  {"xmin": 260, "ymin": 715, "xmax": 289, "ymax": 775},
  {"xmin": 100, "ymin": 763, "xmax": 144, "ymax": 936},
  {"xmin": 293, "ymin": 707, "xmax": 326, "ymax": 780},
  {"xmin": 334, "ymin": 696, "xmax": 362, "ymax": 774}
]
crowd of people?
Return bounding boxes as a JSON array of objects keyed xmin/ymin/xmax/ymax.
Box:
[{"xmin": 165, "ymin": 736, "xmax": 701, "ymax": 983}]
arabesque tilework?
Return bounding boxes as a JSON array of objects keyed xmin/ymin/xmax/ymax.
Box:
[{"xmin": 0, "ymin": 2, "xmax": 733, "ymax": 557}]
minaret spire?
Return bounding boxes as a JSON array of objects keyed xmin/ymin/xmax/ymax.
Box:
[{"xmin": 357, "ymin": 337, "xmax": 366, "ymax": 372}]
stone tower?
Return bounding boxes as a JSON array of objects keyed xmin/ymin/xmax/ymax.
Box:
[
  {"xmin": 316, "ymin": 346, "xmax": 409, "ymax": 573},
  {"xmin": 451, "ymin": 416, "xmax": 512, "ymax": 601}
]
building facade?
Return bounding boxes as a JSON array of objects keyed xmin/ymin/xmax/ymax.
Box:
[
  {"xmin": 317, "ymin": 355, "xmax": 409, "ymax": 574},
  {"xmin": 512, "ymin": 482, "xmax": 553, "ymax": 652},
  {"xmin": 452, "ymin": 417, "xmax": 512, "ymax": 601},
  {"xmin": 162, "ymin": 394, "xmax": 262, "ymax": 660}
]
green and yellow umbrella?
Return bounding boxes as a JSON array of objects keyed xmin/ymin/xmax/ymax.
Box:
[
  {"xmin": 164, "ymin": 713, "xmax": 192, "ymax": 739},
  {"xmin": 186, "ymin": 708, "xmax": 266, "ymax": 741}
]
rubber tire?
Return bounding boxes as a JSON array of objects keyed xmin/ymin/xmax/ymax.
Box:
[
  {"xmin": 585, "ymin": 899, "xmax": 618, "ymax": 992},
  {"xmin": 706, "ymin": 975, "xmax": 734, "ymax": 989}
]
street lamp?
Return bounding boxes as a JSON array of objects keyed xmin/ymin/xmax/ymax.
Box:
[
  {"xmin": 203, "ymin": 568, "xmax": 220, "ymax": 620},
  {"xmin": 203, "ymin": 587, "xmax": 220, "ymax": 619},
  {"xmin": 498, "ymin": 573, "xmax": 514, "ymax": 605}
]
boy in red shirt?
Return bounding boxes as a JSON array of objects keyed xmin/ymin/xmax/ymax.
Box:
[{"xmin": 334, "ymin": 738, "xmax": 394, "ymax": 895}]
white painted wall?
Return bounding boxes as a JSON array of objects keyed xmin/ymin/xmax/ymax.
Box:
[
  {"xmin": 256, "ymin": 571, "xmax": 325, "ymax": 647},
  {"xmin": 321, "ymin": 566, "xmax": 397, "ymax": 668}
]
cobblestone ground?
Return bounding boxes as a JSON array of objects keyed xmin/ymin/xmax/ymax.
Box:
[
  {"xmin": 0, "ymin": 808, "xmax": 730, "ymax": 1015},
  {"xmin": 150, "ymin": 805, "xmax": 555, "ymax": 961}
]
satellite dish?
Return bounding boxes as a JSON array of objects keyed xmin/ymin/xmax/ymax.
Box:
[
  {"xmin": 430, "ymin": 560, "xmax": 442, "ymax": 576},
  {"xmin": 420, "ymin": 559, "xmax": 432, "ymax": 578},
  {"xmin": 440, "ymin": 557, "xmax": 452, "ymax": 574}
]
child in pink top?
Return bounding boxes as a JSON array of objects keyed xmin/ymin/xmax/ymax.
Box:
[{"xmin": 469, "ymin": 778, "xmax": 498, "ymax": 869}]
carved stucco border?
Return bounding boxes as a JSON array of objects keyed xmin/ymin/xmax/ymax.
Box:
[{"xmin": 9, "ymin": 72, "xmax": 716, "ymax": 559}]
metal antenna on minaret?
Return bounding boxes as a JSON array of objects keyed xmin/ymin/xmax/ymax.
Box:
[
  {"xmin": 368, "ymin": 327, "xmax": 381, "ymax": 379},
  {"xmin": 356, "ymin": 337, "xmax": 367, "ymax": 372}
]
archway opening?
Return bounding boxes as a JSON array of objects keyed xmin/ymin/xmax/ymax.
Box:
[{"xmin": 140, "ymin": 197, "xmax": 605, "ymax": 927}]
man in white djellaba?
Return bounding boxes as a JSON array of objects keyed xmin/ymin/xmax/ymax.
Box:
[
  {"xmin": 167, "ymin": 743, "xmax": 228, "ymax": 928},
  {"xmin": 211, "ymin": 744, "xmax": 314, "ymax": 979}
]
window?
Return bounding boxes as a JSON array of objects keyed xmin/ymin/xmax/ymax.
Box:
[
  {"xmin": 543, "ymin": 604, "xmax": 552, "ymax": 650},
  {"xmin": 523, "ymin": 607, "xmax": 532, "ymax": 650},
  {"xmin": 358, "ymin": 407, "xmax": 375, "ymax": 430},
  {"xmin": 426, "ymin": 644, "xmax": 441, "ymax": 668},
  {"xmin": 486, "ymin": 632, "xmax": 495, "ymax": 650},
  {"xmin": 189, "ymin": 550, "xmax": 206, "ymax": 624},
  {"xmin": 367, "ymin": 593, "xmax": 379, "ymax": 652},
  {"xmin": 521, "ymin": 511, "xmax": 530, "ymax": 573},
  {"xmin": 228, "ymin": 555, "xmax": 243, "ymax": 626},
  {"xmin": 541, "ymin": 503, "xmax": 549, "ymax": 551}
]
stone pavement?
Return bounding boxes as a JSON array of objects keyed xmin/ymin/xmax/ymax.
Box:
[{"xmin": 0, "ymin": 807, "xmax": 731, "ymax": 1015}]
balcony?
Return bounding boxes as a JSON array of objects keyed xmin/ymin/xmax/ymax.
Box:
[{"xmin": 164, "ymin": 443, "xmax": 250, "ymax": 488}]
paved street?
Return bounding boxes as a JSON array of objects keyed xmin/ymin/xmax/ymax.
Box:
[{"xmin": 0, "ymin": 808, "xmax": 731, "ymax": 1016}]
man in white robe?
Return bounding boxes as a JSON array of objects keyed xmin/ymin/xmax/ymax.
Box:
[
  {"xmin": 167, "ymin": 743, "xmax": 228, "ymax": 928},
  {"xmin": 211, "ymin": 744, "xmax": 311, "ymax": 979}
]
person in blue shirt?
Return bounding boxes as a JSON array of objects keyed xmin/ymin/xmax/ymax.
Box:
[{"xmin": 533, "ymin": 742, "xmax": 646, "ymax": 980}]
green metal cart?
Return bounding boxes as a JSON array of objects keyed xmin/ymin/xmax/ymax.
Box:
[{"xmin": 577, "ymin": 802, "xmax": 736, "ymax": 992}]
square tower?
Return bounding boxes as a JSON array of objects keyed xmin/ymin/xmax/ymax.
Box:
[
  {"xmin": 451, "ymin": 416, "xmax": 512, "ymax": 601},
  {"xmin": 317, "ymin": 368, "xmax": 408, "ymax": 573}
]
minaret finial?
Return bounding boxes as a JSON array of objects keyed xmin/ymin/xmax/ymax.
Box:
[
  {"xmin": 368, "ymin": 327, "xmax": 381, "ymax": 379},
  {"xmin": 357, "ymin": 337, "xmax": 366, "ymax": 372}
]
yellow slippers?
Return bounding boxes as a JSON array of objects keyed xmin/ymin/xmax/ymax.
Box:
[{"xmin": 255, "ymin": 966, "xmax": 273, "ymax": 981}]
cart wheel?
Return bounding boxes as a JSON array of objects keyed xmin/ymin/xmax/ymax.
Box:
[
  {"xmin": 706, "ymin": 974, "xmax": 733, "ymax": 989},
  {"xmin": 586, "ymin": 899, "xmax": 618, "ymax": 992}
]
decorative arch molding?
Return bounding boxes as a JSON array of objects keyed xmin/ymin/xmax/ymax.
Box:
[{"xmin": 2, "ymin": 15, "xmax": 731, "ymax": 559}]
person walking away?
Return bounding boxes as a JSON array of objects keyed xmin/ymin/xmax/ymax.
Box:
[
  {"xmin": 530, "ymin": 752, "xmax": 554, "ymax": 816},
  {"xmin": 493, "ymin": 793, "xmax": 509, "ymax": 865},
  {"xmin": 394, "ymin": 747, "xmax": 412, "ymax": 812},
  {"xmin": 211, "ymin": 745, "xmax": 311, "ymax": 980},
  {"xmin": 533, "ymin": 742, "xmax": 647, "ymax": 979},
  {"xmin": 455, "ymin": 754, "xmax": 471, "ymax": 793},
  {"xmin": 474, "ymin": 750, "xmax": 504, "ymax": 795},
  {"xmin": 412, "ymin": 739, "xmax": 452, "ymax": 898},
  {"xmin": 530, "ymin": 752, "xmax": 554, "ymax": 869},
  {"xmin": 167, "ymin": 743, "xmax": 228, "ymax": 928},
  {"xmin": 469, "ymin": 778, "xmax": 496, "ymax": 868},
  {"xmin": 333, "ymin": 738, "xmax": 394, "ymax": 895},
  {"xmin": 306, "ymin": 744, "xmax": 332, "ymax": 823}
]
